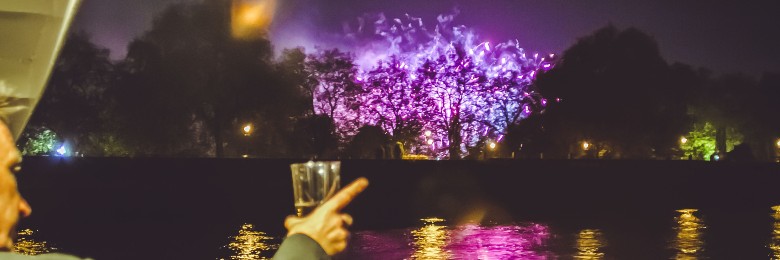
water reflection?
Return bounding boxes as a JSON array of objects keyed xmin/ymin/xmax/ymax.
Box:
[
  {"xmin": 770, "ymin": 205, "xmax": 780, "ymax": 259},
  {"xmin": 574, "ymin": 229, "xmax": 605, "ymax": 259},
  {"xmin": 672, "ymin": 209, "xmax": 705, "ymax": 260},
  {"xmin": 410, "ymin": 217, "xmax": 451, "ymax": 259},
  {"xmin": 221, "ymin": 224, "xmax": 278, "ymax": 260},
  {"xmin": 347, "ymin": 217, "xmax": 553, "ymax": 259},
  {"xmin": 448, "ymin": 223, "xmax": 550, "ymax": 259},
  {"xmin": 13, "ymin": 229, "xmax": 56, "ymax": 255}
]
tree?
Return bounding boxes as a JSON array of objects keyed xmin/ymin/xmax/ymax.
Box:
[
  {"xmin": 289, "ymin": 114, "xmax": 340, "ymax": 159},
  {"xmin": 307, "ymin": 14, "xmax": 551, "ymax": 159},
  {"xmin": 502, "ymin": 115, "xmax": 550, "ymax": 159},
  {"xmin": 19, "ymin": 127, "xmax": 58, "ymax": 156},
  {"xmin": 116, "ymin": 0, "xmax": 300, "ymax": 157},
  {"xmin": 20, "ymin": 31, "xmax": 127, "ymax": 156},
  {"xmin": 692, "ymin": 73, "xmax": 755, "ymax": 148},
  {"xmin": 306, "ymin": 48, "xmax": 362, "ymax": 138},
  {"xmin": 360, "ymin": 56, "xmax": 428, "ymax": 149},
  {"xmin": 417, "ymin": 45, "xmax": 488, "ymax": 158},
  {"xmin": 344, "ymin": 125, "xmax": 390, "ymax": 159},
  {"xmin": 536, "ymin": 25, "xmax": 689, "ymax": 158}
]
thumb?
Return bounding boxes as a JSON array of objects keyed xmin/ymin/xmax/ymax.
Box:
[{"xmin": 284, "ymin": 215, "xmax": 305, "ymax": 229}]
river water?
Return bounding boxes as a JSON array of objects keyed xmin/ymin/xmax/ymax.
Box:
[
  {"xmin": 15, "ymin": 206, "xmax": 780, "ymax": 259},
  {"xmin": 12, "ymin": 158, "xmax": 780, "ymax": 259}
]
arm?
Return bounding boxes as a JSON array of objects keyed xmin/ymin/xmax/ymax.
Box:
[
  {"xmin": 273, "ymin": 178, "xmax": 369, "ymax": 259},
  {"xmin": 272, "ymin": 234, "xmax": 330, "ymax": 260}
]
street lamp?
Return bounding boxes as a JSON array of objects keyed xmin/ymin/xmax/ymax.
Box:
[
  {"xmin": 680, "ymin": 136, "xmax": 688, "ymax": 145},
  {"xmin": 776, "ymin": 138, "xmax": 780, "ymax": 148},
  {"xmin": 243, "ymin": 124, "xmax": 253, "ymax": 136},
  {"xmin": 582, "ymin": 141, "xmax": 590, "ymax": 151},
  {"xmin": 488, "ymin": 142, "xmax": 496, "ymax": 150},
  {"xmin": 241, "ymin": 123, "xmax": 254, "ymax": 158}
]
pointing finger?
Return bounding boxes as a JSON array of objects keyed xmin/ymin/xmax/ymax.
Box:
[{"xmin": 322, "ymin": 177, "xmax": 369, "ymax": 212}]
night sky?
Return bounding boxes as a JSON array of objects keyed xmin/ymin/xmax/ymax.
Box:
[{"xmin": 72, "ymin": 0, "xmax": 779, "ymax": 76}]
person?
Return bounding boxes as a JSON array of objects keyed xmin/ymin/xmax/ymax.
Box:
[
  {"xmin": 273, "ymin": 177, "xmax": 369, "ymax": 259},
  {"xmin": 0, "ymin": 119, "xmax": 368, "ymax": 259},
  {"xmin": 0, "ymin": 120, "xmax": 88, "ymax": 259}
]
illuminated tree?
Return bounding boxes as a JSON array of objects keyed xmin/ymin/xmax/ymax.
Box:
[
  {"xmin": 310, "ymin": 14, "xmax": 552, "ymax": 158},
  {"xmin": 681, "ymin": 122, "xmax": 717, "ymax": 160},
  {"xmin": 417, "ymin": 46, "xmax": 488, "ymax": 158},
  {"xmin": 306, "ymin": 49, "xmax": 362, "ymax": 138},
  {"xmin": 20, "ymin": 128, "xmax": 57, "ymax": 156},
  {"xmin": 360, "ymin": 56, "xmax": 428, "ymax": 147},
  {"xmin": 681, "ymin": 122, "xmax": 743, "ymax": 160}
]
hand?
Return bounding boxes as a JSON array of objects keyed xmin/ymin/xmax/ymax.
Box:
[
  {"xmin": 0, "ymin": 123, "xmax": 31, "ymax": 251},
  {"xmin": 284, "ymin": 177, "xmax": 369, "ymax": 256}
]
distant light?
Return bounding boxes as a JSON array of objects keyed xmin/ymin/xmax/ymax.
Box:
[
  {"xmin": 776, "ymin": 139, "xmax": 780, "ymax": 148},
  {"xmin": 231, "ymin": 0, "xmax": 277, "ymax": 39},
  {"xmin": 713, "ymin": 154, "xmax": 720, "ymax": 161},
  {"xmin": 242, "ymin": 154, "xmax": 249, "ymax": 158},
  {"xmin": 424, "ymin": 130, "xmax": 432, "ymax": 137},
  {"xmin": 488, "ymin": 142, "xmax": 496, "ymax": 150},
  {"xmin": 56, "ymin": 145, "xmax": 67, "ymax": 156},
  {"xmin": 582, "ymin": 141, "xmax": 590, "ymax": 151},
  {"xmin": 243, "ymin": 124, "xmax": 253, "ymax": 135},
  {"xmin": 680, "ymin": 137, "xmax": 688, "ymax": 144},
  {"xmin": 427, "ymin": 139, "xmax": 434, "ymax": 145}
]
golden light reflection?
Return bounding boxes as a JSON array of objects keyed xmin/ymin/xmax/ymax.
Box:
[
  {"xmin": 13, "ymin": 229, "xmax": 56, "ymax": 255},
  {"xmin": 223, "ymin": 223, "xmax": 278, "ymax": 260},
  {"xmin": 231, "ymin": 0, "xmax": 276, "ymax": 40},
  {"xmin": 770, "ymin": 205, "xmax": 780, "ymax": 259},
  {"xmin": 574, "ymin": 229, "xmax": 605, "ymax": 259},
  {"xmin": 672, "ymin": 209, "xmax": 705, "ymax": 260},
  {"xmin": 410, "ymin": 217, "xmax": 451, "ymax": 260}
]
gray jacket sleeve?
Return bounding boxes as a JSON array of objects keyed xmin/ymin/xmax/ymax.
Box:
[{"xmin": 272, "ymin": 234, "xmax": 331, "ymax": 260}]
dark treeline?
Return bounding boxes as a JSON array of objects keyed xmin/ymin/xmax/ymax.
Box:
[{"xmin": 17, "ymin": 1, "xmax": 780, "ymax": 161}]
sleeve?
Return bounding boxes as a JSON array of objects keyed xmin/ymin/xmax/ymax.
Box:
[{"xmin": 272, "ymin": 234, "xmax": 331, "ymax": 260}]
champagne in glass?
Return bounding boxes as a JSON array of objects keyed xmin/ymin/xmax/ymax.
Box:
[{"xmin": 290, "ymin": 161, "xmax": 340, "ymax": 217}]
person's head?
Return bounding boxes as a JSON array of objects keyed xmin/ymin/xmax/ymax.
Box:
[{"xmin": 0, "ymin": 121, "xmax": 31, "ymax": 250}]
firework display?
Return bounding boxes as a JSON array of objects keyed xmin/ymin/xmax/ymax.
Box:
[{"xmin": 308, "ymin": 13, "xmax": 554, "ymax": 158}]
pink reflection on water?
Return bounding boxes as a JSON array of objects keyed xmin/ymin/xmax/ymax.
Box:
[
  {"xmin": 448, "ymin": 223, "xmax": 551, "ymax": 259},
  {"xmin": 346, "ymin": 220, "xmax": 552, "ymax": 259}
]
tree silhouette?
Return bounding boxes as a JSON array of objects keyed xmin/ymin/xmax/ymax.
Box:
[
  {"xmin": 115, "ymin": 1, "xmax": 301, "ymax": 157},
  {"xmin": 536, "ymin": 25, "xmax": 689, "ymax": 158},
  {"xmin": 21, "ymin": 31, "xmax": 130, "ymax": 156},
  {"xmin": 306, "ymin": 48, "xmax": 361, "ymax": 138}
]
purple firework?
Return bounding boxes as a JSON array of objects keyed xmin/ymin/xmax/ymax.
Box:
[{"xmin": 309, "ymin": 12, "xmax": 554, "ymax": 158}]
